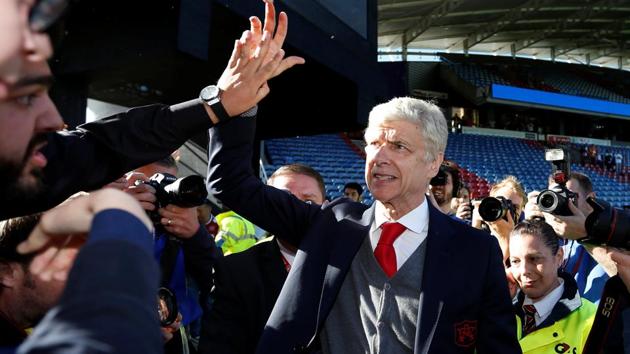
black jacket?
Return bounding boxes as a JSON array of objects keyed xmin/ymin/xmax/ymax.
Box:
[{"xmin": 199, "ymin": 237, "xmax": 287, "ymax": 354}]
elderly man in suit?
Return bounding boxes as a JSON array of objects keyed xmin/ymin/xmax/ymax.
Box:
[{"xmin": 207, "ymin": 97, "xmax": 520, "ymax": 353}]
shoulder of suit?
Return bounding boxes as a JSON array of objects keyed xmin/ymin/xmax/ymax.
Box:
[
  {"xmin": 325, "ymin": 197, "xmax": 370, "ymax": 220},
  {"xmin": 442, "ymin": 213, "xmax": 496, "ymax": 244}
]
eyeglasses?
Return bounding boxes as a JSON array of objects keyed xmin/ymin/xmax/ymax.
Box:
[{"xmin": 29, "ymin": 0, "xmax": 69, "ymax": 32}]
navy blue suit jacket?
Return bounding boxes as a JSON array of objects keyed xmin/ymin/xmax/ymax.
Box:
[{"xmin": 207, "ymin": 117, "xmax": 521, "ymax": 354}]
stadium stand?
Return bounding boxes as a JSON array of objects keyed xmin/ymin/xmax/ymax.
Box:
[
  {"xmin": 264, "ymin": 134, "xmax": 372, "ymax": 204},
  {"xmin": 443, "ymin": 59, "xmax": 630, "ymax": 104},
  {"xmin": 263, "ymin": 132, "xmax": 630, "ymax": 208}
]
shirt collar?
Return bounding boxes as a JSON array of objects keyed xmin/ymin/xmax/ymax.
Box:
[
  {"xmin": 374, "ymin": 198, "xmax": 429, "ymax": 234},
  {"xmin": 523, "ymin": 278, "xmax": 565, "ymax": 320}
]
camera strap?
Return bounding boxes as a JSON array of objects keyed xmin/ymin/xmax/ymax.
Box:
[
  {"xmin": 159, "ymin": 236, "xmax": 182, "ymax": 288},
  {"xmin": 582, "ymin": 275, "xmax": 630, "ymax": 354}
]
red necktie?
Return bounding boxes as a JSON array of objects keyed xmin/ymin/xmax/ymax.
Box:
[
  {"xmin": 522, "ymin": 304, "xmax": 537, "ymax": 336},
  {"xmin": 374, "ymin": 222, "xmax": 406, "ymax": 277}
]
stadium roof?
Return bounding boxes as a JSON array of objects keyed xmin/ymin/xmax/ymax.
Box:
[{"xmin": 378, "ymin": 0, "xmax": 630, "ymax": 70}]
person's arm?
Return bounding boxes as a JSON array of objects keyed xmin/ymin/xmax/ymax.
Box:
[
  {"xmin": 207, "ymin": 116, "xmax": 320, "ymax": 248},
  {"xmin": 476, "ymin": 237, "xmax": 522, "ymax": 353},
  {"xmin": 3, "ymin": 0, "xmax": 303, "ymax": 220},
  {"xmin": 17, "ymin": 190, "xmax": 162, "ymax": 354}
]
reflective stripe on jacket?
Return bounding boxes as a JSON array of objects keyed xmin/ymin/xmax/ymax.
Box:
[{"xmin": 215, "ymin": 211, "xmax": 257, "ymax": 255}]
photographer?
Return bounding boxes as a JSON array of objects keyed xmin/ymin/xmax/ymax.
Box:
[
  {"xmin": 525, "ymin": 172, "xmax": 609, "ymax": 303},
  {"xmin": 123, "ymin": 157, "xmax": 221, "ymax": 353},
  {"xmin": 451, "ymin": 184, "xmax": 471, "ymax": 220},
  {"xmin": 430, "ymin": 163, "xmax": 461, "ymax": 215},
  {"xmin": 472, "ymin": 175, "xmax": 526, "ymax": 262}
]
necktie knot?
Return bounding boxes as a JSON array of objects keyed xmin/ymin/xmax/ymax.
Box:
[
  {"xmin": 379, "ymin": 222, "xmax": 406, "ymax": 246},
  {"xmin": 523, "ymin": 304, "xmax": 537, "ymax": 316},
  {"xmin": 374, "ymin": 222, "xmax": 406, "ymax": 278}
]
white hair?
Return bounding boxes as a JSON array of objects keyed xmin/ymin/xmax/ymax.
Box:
[{"xmin": 366, "ymin": 97, "xmax": 448, "ymax": 161}]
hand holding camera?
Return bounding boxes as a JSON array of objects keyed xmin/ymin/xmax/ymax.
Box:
[{"xmin": 158, "ymin": 205, "xmax": 200, "ymax": 239}]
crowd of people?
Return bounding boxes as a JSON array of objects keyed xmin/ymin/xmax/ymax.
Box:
[{"xmin": 0, "ymin": 0, "xmax": 629, "ymax": 353}]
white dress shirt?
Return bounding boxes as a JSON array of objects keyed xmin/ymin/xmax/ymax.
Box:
[
  {"xmin": 370, "ymin": 199, "xmax": 430, "ymax": 270},
  {"xmin": 523, "ymin": 278, "xmax": 565, "ymax": 326}
]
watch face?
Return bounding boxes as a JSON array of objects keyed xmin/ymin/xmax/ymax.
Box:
[{"xmin": 200, "ymin": 85, "xmax": 220, "ymax": 101}]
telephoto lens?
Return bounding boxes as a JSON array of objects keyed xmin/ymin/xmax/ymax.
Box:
[{"xmin": 478, "ymin": 196, "xmax": 516, "ymax": 222}]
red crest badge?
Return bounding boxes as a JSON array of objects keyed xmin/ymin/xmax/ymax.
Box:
[{"xmin": 454, "ymin": 320, "xmax": 477, "ymax": 348}]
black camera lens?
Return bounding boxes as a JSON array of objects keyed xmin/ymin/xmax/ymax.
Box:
[
  {"xmin": 536, "ymin": 187, "xmax": 574, "ymax": 216},
  {"xmin": 479, "ymin": 197, "xmax": 504, "ymax": 222},
  {"xmin": 157, "ymin": 287, "xmax": 178, "ymax": 327},
  {"xmin": 538, "ymin": 190, "xmax": 559, "ymax": 212}
]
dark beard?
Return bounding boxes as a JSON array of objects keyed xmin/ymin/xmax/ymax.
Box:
[{"xmin": 0, "ymin": 134, "xmax": 48, "ymax": 207}]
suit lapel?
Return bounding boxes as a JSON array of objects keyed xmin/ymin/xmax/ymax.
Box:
[
  {"xmin": 307, "ymin": 204, "xmax": 375, "ymax": 346},
  {"xmin": 415, "ymin": 202, "xmax": 455, "ymax": 354}
]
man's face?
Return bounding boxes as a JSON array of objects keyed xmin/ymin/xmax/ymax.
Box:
[
  {"xmin": 269, "ymin": 173, "xmax": 324, "ymax": 205},
  {"xmin": 431, "ymin": 171, "xmax": 453, "ymax": 206},
  {"xmin": 0, "ymin": 60, "xmax": 62, "ymax": 199},
  {"xmin": 0, "ymin": 242, "xmax": 75, "ymax": 329},
  {"xmin": 0, "ymin": 0, "xmax": 52, "ymax": 91},
  {"xmin": 343, "ymin": 188, "xmax": 361, "ymax": 202},
  {"xmin": 364, "ymin": 118, "xmax": 441, "ymax": 216},
  {"xmin": 509, "ymin": 234, "xmax": 563, "ymax": 301},
  {"xmin": 565, "ymin": 179, "xmax": 593, "ymax": 215}
]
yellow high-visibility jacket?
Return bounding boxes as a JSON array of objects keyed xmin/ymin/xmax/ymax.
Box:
[
  {"xmin": 215, "ymin": 211, "xmax": 257, "ymax": 255},
  {"xmin": 515, "ymin": 273, "xmax": 596, "ymax": 354}
]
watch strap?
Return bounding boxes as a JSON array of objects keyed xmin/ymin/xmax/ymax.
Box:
[{"xmin": 209, "ymin": 99, "xmax": 230, "ymax": 123}]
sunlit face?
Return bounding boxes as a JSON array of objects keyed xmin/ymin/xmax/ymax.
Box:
[
  {"xmin": 0, "ymin": 60, "xmax": 63, "ymax": 198},
  {"xmin": 269, "ymin": 173, "xmax": 325, "ymax": 205},
  {"xmin": 509, "ymin": 233, "xmax": 563, "ymax": 301},
  {"xmin": 364, "ymin": 118, "xmax": 441, "ymax": 217},
  {"xmin": 343, "ymin": 188, "xmax": 361, "ymax": 202},
  {"xmin": 432, "ymin": 171, "xmax": 454, "ymax": 206},
  {"xmin": 491, "ymin": 185, "xmax": 524, "ymax": 221}
]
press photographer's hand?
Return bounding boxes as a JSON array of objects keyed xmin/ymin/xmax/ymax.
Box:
[
  {"xmin": 158, "ymin": 204, "xmax": 200, "ymax": 239},
  {"xmin": 542, "ymin": 201, "xmax": 587, "ymax": 240},
  {"xmin": 124, "ymin": 172, "xmax": 157, "ymax": 212}
]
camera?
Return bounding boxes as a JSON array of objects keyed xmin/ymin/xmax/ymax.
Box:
[
  {"xmin": 139, "ymin": 173, "xmax": 208, "ymax": 222},
  {"xmin": 430, "ymin": 167, "xmax": 447, "ymax": 186},
  {"xmin": 478, "ymin": 196, "xmax": 517, "ymax": 222},
  {"xmin": 536, "ymin": 149, "xmax": 577, "ymax": 216},
  {"xmin": 582, "ymin": 197, "xmax": 630, "ymax": 249},
  {"xmin": 430, "ymin": 163, "xmax": 461, "ymax": 198},
  {"xmin": 157, "ymin": 287, "xmax": 178, "ymax": 327}
]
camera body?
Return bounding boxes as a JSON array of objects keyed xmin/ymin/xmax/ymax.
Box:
[
  {"xmin": 536, "ymin": 148, "xmax": 577, "ymax": 216},
  {"xmin": 537, "ymin": 184, "xmax": 577, "ymax": 216},
  {"xmin": 139, "ymin": 173, "xmax": 208, "ymax": 223},
  {"xmin": 144, "ymin": 173, "xmax": 208, "ymax": 209},
  {"xmin": 430, "ymin": 167, "xmax": 447, "ymax": 187},
  {"xmin": 583, "ymin": 197, "xmax": 630, "ymax": 249},
  {"xmin": 478, "ymin": 196, "xmax": 517, "ymax": 222},
  {"xmin": 430, "ymin": 163, "xmax": 461, "ymax": 198}
]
